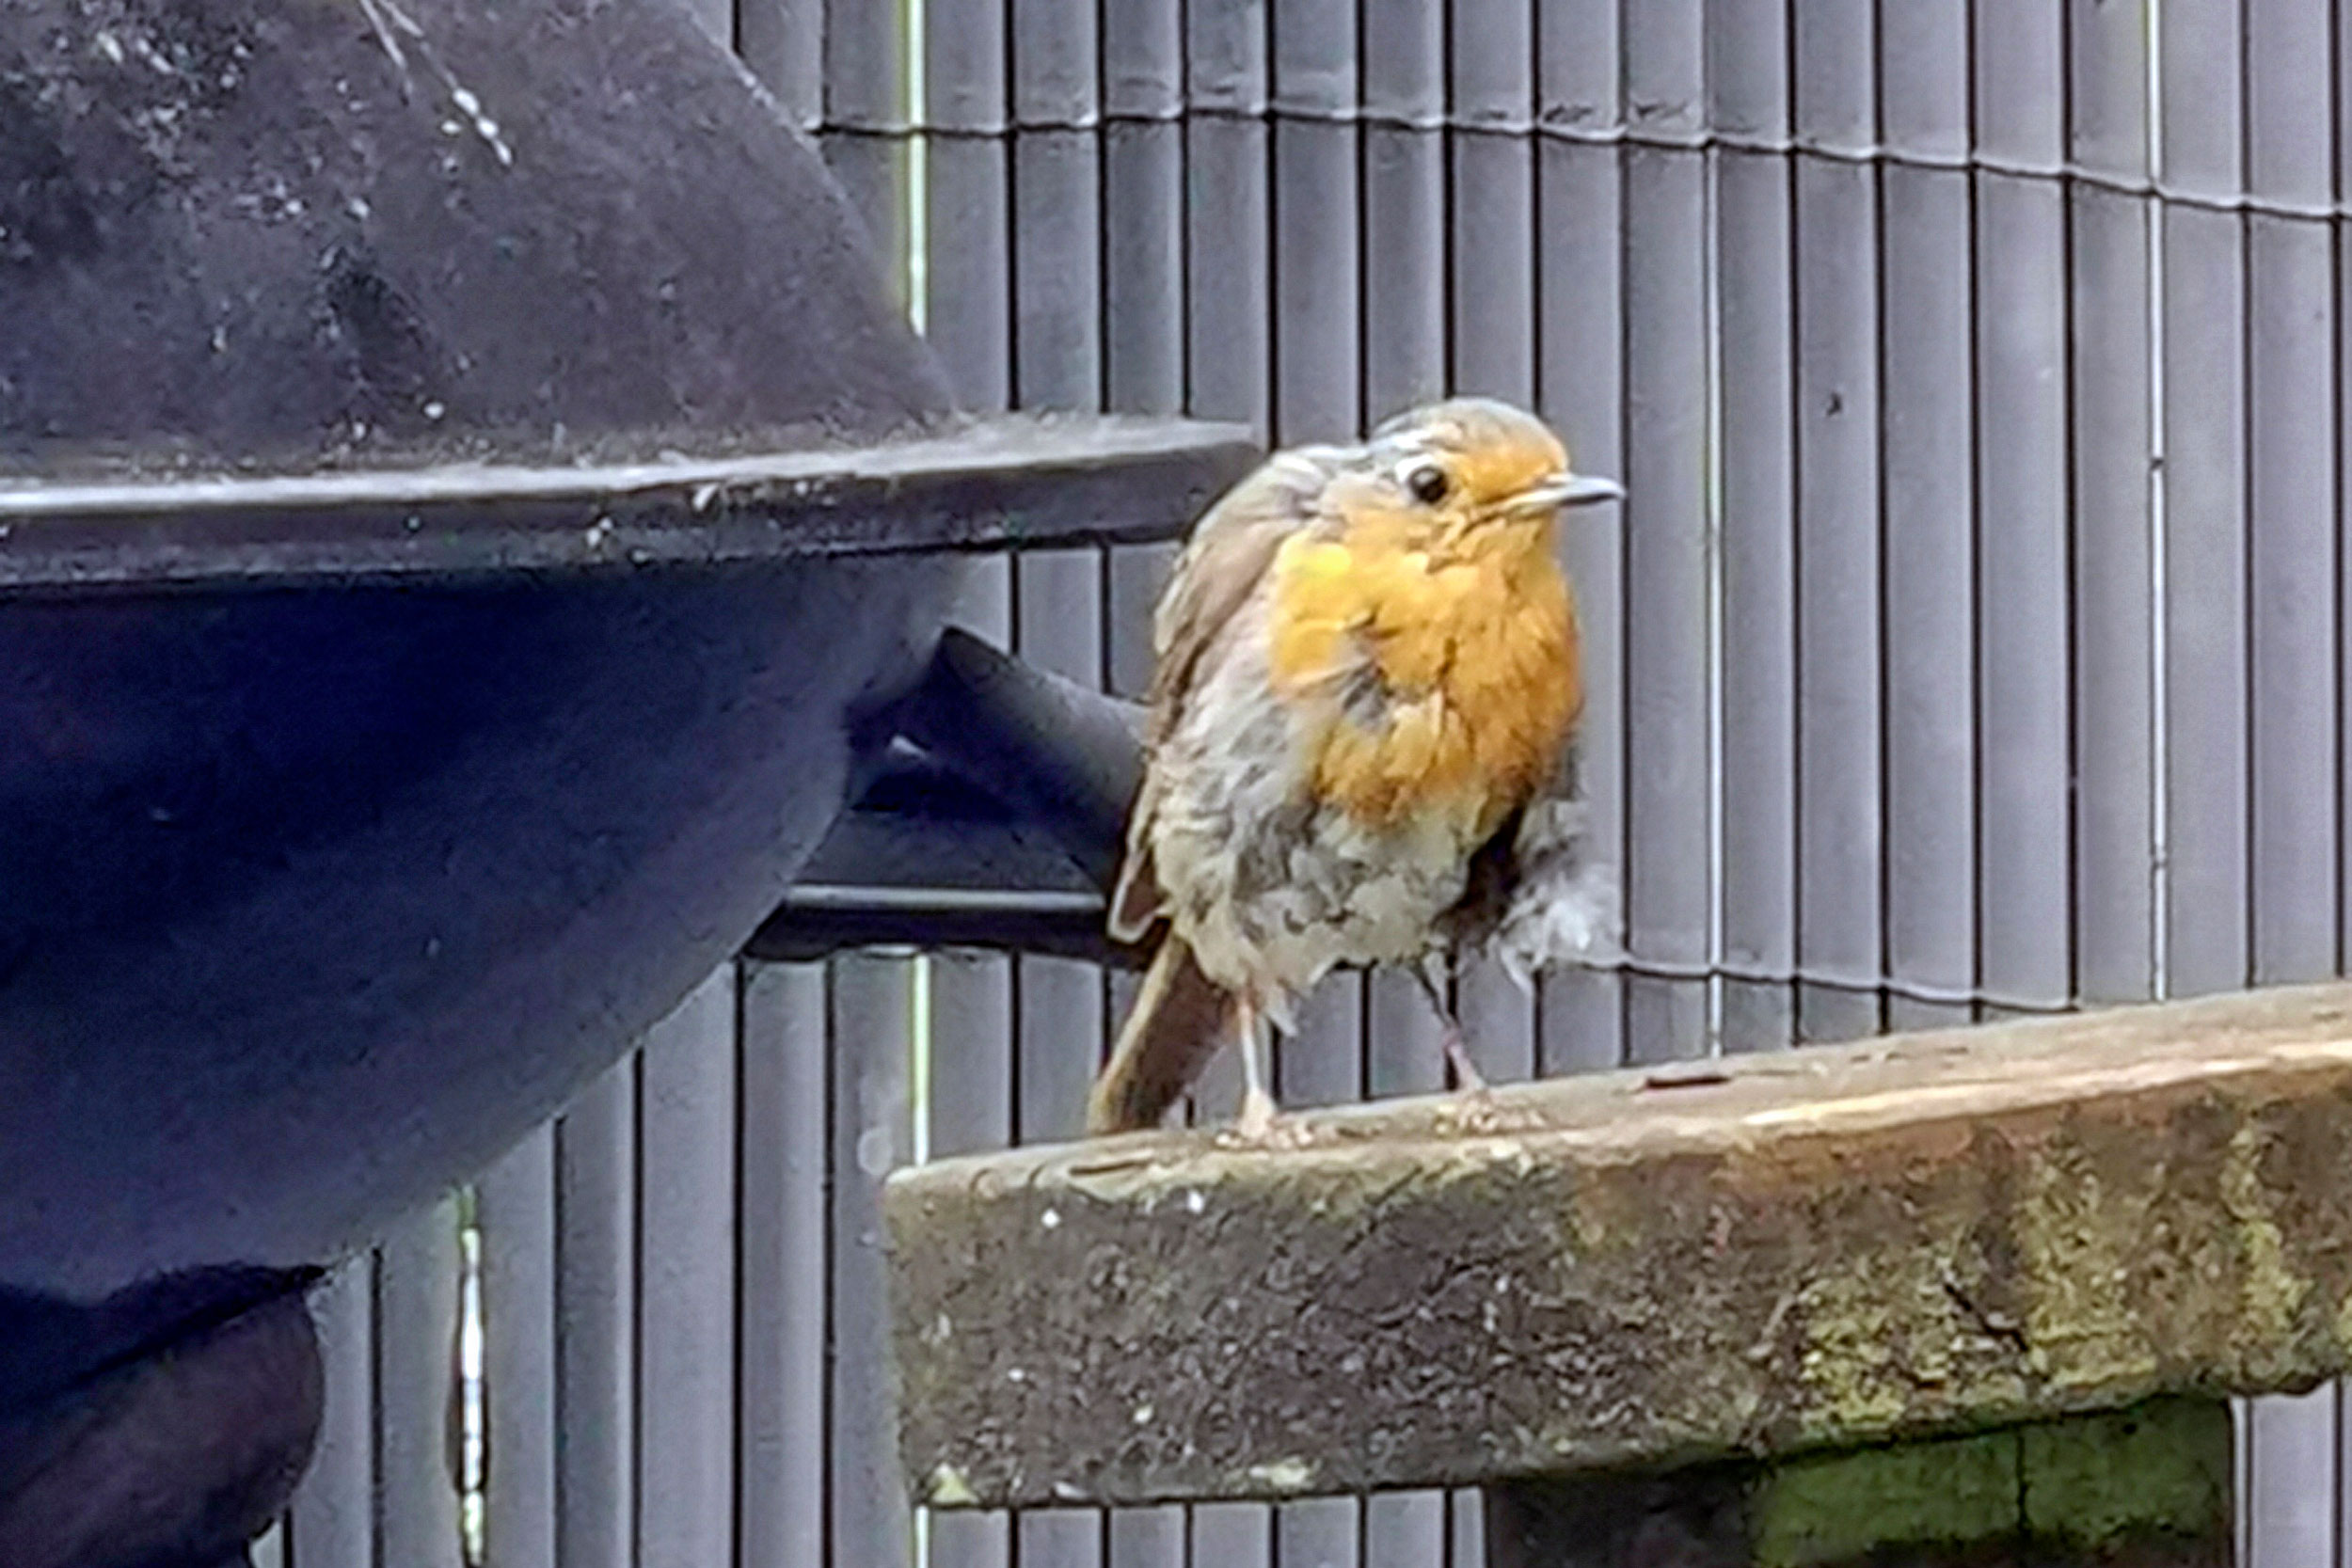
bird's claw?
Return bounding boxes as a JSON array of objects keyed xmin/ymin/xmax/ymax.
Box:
[
  {"xmin": 1215, "ymin": 1085, "xmax": 1318, "ymax": 1150},
  {"xmin": 1434, "ymin": 1083, "xmax": 1510, "ymax": 1136}
]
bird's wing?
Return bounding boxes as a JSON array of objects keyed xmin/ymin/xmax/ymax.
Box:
[
  {"xmin": 1106, "ymin": 446, "xmax": 1347, "ymax": 941},
  {"xmin": 1144, "ymin": 445, "xmax": 1346, "ymax": 739}
]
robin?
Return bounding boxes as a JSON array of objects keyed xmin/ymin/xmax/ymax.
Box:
[{"xmin": 1088, "ymin": 397, "xmax": 1623, "ymax": 1141}]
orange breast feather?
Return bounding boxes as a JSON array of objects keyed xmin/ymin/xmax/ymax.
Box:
[{"xmin": 1266, "ymin": 523, "xmax": 1581, "ymax": 834}]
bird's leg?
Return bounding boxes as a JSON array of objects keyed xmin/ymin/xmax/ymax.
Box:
[
  {"xmin": 1414, "ymin": 956, "xmax": 1487, "ymax": 1093},
  {"xmin": 1232, "ymin": 993, "xmax": 1280, "ymax": 1140},
  {"xmin": 1216, "ymin": 994, "xmax": 1317, "ymax": 1148},
  {"xmin": 1418, "ymin": 956, "xmax": 1519, "ymax": 1133}
]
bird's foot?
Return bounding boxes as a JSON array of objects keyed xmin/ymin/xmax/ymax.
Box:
[
  {"xmin": 1434, "ymin": 1082, "xmax": 1510, "ymax": 1136},
  {"xmin": 1434, "ymin": 1026, "xmax": 1510, "ymax": 1132},
  {"xmin": 1437, "ymin": 1038, "xmax": 1533, "ymax": 1134},
  {"xmin": 1214, "ymin": 1085, "xmax": 1316, "ymax": 1150}
]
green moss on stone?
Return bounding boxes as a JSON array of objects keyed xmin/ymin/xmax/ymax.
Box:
[
  {"xmin": 1744, "ymin": 1399, "xmax": 2230, "ymax": 1567},
  {"xmin": 2021, "ymin": 1398, "xmax": 2231, "ymax": 1548},
  {"xmin": 1748, "ymin": 1429, "xmax": 2018, "ymax": 1568}
]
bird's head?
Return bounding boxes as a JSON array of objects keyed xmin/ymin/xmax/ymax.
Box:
[{"xmin": 1357, "ymin": 397, "xmax": 1622, "ymax": 554}]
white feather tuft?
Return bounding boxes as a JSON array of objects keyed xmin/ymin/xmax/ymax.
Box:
[{"xmin": 1488, "ymin": 797, "xmax": 1623, "ymax": 990}]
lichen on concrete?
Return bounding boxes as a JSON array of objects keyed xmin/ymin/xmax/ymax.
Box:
[
  {"xmin": 2223, "ymin": 1119, "xmax": 2311, "ymax": 1380},
  {"xmin": 2014, "ymin": 1132, "xmax": 2162, "ymax": 1397},
  {"xmin": 1790, "ymin": 1262, "xmax": 1920, "ymax": 1439}
]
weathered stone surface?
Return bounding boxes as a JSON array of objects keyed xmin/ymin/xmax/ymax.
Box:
[{"xmin": 887, "ymin": 982, "xmax": 2352, "ymax": 1509}]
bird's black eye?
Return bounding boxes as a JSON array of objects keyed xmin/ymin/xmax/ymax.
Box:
[{"xmin": 1405, "ymin": 463, "xmax": 1450, "ymax": 504}]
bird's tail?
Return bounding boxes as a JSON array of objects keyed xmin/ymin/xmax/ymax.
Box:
[{"xmin": 1088, "ymin": 933, "xmax": 1236, "ymax": 1133}]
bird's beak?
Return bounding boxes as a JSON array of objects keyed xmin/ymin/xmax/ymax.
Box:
[
  {"xmin": 1558, "ymin": 471, "xmax": 1626, "ymax": 508},
  {"xmin": 1507, "ymin": 471, "xmax": 1626, "ymax": 515}
]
